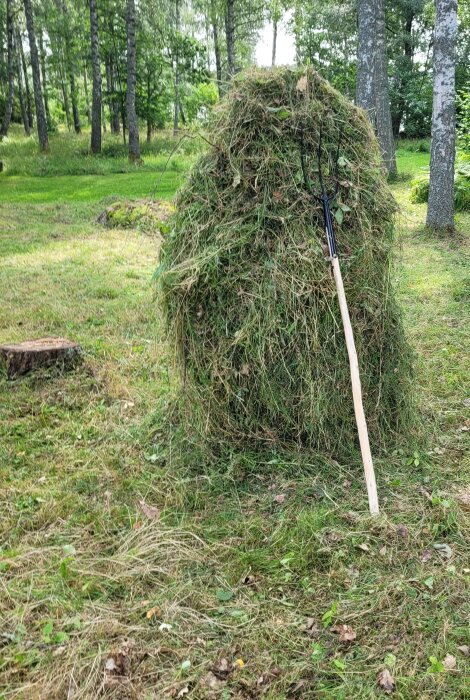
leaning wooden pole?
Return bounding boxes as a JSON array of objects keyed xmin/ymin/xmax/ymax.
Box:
[{"xmin": 331, "ymin": 256, "xmax": 380, "ymax": 515}]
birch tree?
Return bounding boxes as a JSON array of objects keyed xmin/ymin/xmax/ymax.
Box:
[
  {"xmin": 356, "ymin": 0, "xmax": 376, "ymax": 116},
  {"xmin": 426, "ymin": 0, "xmax": 458, "ymax": 231},
  {"xmin": 126, "ymin": 0, "xmax": 141, "ymax": 160},
  {"xmin": 0, "ymin": 0, "xmax": 14, "ymax": 137},
  {"xmin": 375, "ymin": 0, "xmax": 397, "ymax": 174},
  {"xmin": 23, "ymin": 0, "xmax": 49, "ymax": 151},
  {"xmin": 89, "ymin": 0, "xmax": 102, "ymax": 153}
]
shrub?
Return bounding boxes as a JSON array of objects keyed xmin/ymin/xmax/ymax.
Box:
[{"xmin": 410, "ymin": 160, "xmax": 470, "ymax": 211}]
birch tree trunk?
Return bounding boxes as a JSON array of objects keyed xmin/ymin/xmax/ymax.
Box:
[
  {"xmin": 426, "ymin": 0, "xmax": 458, "ymax": 231},
  {"xmin": 0, "ymin": 0, "xmax": 14, "ymax": 138},
  {"xmin": 225, "ymin": 0, "xmax": 236, "ymax": 80},
  {"xmin": 18, "ymin": 29, "xmax": 33, "ymax": 128},
  {"xmin": 173, "ymin": 0, "xmax": 181, "ymax": 136},
  {"xmin": 210, "ymin": 0, "xmax": 222, "ymax": 97},
  {"xmin": 23, "ymin": 0, "xmax": 49, "ymax": 151},
  {"xmin": 375, "ymin": 0, "xmax": 397, "ymax": 175},
  {"xmin": 60, "ymin": 0, "xmax": 81, "ymax": 134},
  {"xmin": 126, "ymin": 0, "xmax": 140, "ymax": 160},
  {"xmin": 356, "ymin": 0, "xmax": 376, "ymax": 120},
  {"xmin": 38, "ymin": 31, "xmax": 52, "ymax": 131},
  {"xmin": 271, "ymin": 18, "xmax": 278, "ymax": 66},
  {"xmin": 15, "ymin": 30, "xmax": 30, "ymax": 135},
  {"xmin": 89, "ymin": 0, "xmax": 102, "ymax": 154}
]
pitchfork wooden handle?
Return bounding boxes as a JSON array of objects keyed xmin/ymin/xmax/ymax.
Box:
[{"xmin": 331, "ymin": 255, "xmax": 380, "ymax": 516}]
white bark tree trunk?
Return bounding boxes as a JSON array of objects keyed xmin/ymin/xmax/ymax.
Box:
[
  {"xmin": 356, "ymin": 0, "xmax": 376, "ymax": 119},
  {"xmin": 375, "ymin": 0, "xmax": 397, "ymax": 175},
  {"xmin": 126, "ymin": 0, "xmax": 140, "ymax": 160},
  {"xmin": 426, "ymin": 0, "xmax": 458, "ymax": 231}
]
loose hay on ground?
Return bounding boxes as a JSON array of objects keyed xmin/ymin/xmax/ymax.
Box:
[{"xmin": 158, "ymin": 67, "xmax": 414, "ymax": 457}]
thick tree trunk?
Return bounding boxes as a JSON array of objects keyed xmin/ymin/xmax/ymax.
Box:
[
  {"xmin": 18, "ymin": 30, "xmax": 33, "ymax": 128},
  {"xmin": 38, "ymin": 31, "xmax": 52, "ymax": 131},
  {"xmin": 374, "ymin": 0, "xmax": 397, "ymax": 175},
  {"xmin": 210, "ymin": 0, "xmax": 222, "ymax": 97},
  {"xmin": 271, "ymin": 18, "xmax": 277, "ymax": 67},
  {"xmin": 356, "ymin": 0, "xmax": 376, "ymax": 120},
  {"xmin": 89, "ymin": 0, "xmax": 102, "ymax": 153},
  {"xmin": 126, "ymin": 0, "xmax": 140, "ymax": 160},
  {"xmin": 0, "ymin": 0, "xmax": 14, "ymax": 138},
  {"xmin": 23, "ymin": 0, "xmax": 49, "ymax": 151},
  {"xmin": 426, "ymin": 0, "xmax": 458, "ymax": 231},
  {"xmin": 14, "ymin": 30, "xmax": 30, "ymax": 135},
  {"xmin": 225, "ymin": 0, "xmax": 236, "ymax": 80}
]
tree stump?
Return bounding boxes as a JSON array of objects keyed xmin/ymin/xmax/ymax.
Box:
[{"xmin": 0, "ymin": 337, "xmax": 82, "ymax": 379}]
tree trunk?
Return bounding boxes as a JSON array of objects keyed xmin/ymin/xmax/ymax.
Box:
[
  {"xmin": 89, "ymin": 0, "xmax": 102, "ymax": 154},
  {"xmin": 374, "ymin": 0, "xmax": 397, "ymax": 175},
  {"xmin": 18, "ymin": 30, "xmax": 33, "ymax": 128},
  {"xmin": 60, "ymin": 63, "xmax": 72, "ymax": 130},
  {"xmin": 83, "ymin": 62, "xmax": 91, "ymax": 124},
  {"xmin": 271, "ymin": 18, "xmax": 277, "ymax": 67},
  {"xmin": 146, "ymin": 66, "xmax": 152, "ymax": 143},
  {"xmin": 126, "ymin": 0, "xmax": 140, "ymax": 160},
  {"xmin": 173, "ymin": 0, "xmax": 181, "ymax": 136},
  {"xmin": 106, "ymin": 56, "xmax": 120, "ymax": 134},
  {"xmin": 14, "ymin": 30, "xmax": 30, "ymax": 135},
  {"xmin": 356, "ymin": 0, "xmax": 376, "ymax": 120},
  {"xmin": 426, "ymin": 0, "xmax": 458, "ymax": 231},
  {"xmin": 225, "ymin": 0, "xmax": 236, "ymax": 80},
  {"xmin": 60, "ymin": 0, "xmax": 81, "ymax": 134},
  {"xmin": 393, "ymin": 11, "xmax": 414, "ymax": 137},
  {"xmin": 0, "ymin": 0, "xmax": 14, "ymax": 138},
  {"xmin": 38, "ymin": 31, "xmax": 52, "ymax": 131},
  {"xmin": 23, "ymin": 0, "xmax": 49, "ymax": 151},
  {"xmin": 210, "ymin": 0, "xmax": 222, "ymax": 97},
  {"xmin": 110, "ymin": 61, "xmax": 121, "ymax": 134}
]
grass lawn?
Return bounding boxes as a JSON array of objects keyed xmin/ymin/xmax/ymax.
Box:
[{"xmin": 0, "ymin": 133, "xmax": 469, "ymax": 699}]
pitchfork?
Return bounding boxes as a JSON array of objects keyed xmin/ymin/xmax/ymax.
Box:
[{"xmin": 299, "ymin": 127, "xmax": 380, "ymax": 516}]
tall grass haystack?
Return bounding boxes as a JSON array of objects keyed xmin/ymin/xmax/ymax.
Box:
[{"xmin": 158, "ymin": 67, "xmax": 413, "ymax": 456}]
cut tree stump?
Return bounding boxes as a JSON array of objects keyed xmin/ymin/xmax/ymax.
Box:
[{"xmin": 0, "ymin": 337, "xmax": 83, "ymax": 379}]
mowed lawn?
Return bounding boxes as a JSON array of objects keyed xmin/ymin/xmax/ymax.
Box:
[{"xmin": 0, "ymin": 134, "xmax": 469, "ymax": 699}]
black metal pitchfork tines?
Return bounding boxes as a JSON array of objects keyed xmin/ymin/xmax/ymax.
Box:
[{"xmin": 300, "ymin": 127, "xmax": 342, "ymax": 259}]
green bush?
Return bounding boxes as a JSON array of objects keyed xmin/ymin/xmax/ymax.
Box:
[{"xmin": 410, "ymin": 161, "xmax": 470, "ymax": 211}]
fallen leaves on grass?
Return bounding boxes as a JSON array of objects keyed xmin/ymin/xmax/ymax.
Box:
[
  {"xmin": 146, "ymin": 606, "xmax": 160, "ymax": 619},
  {"xmin": 433, "ymin": 543, "xmax": 453, "ymax": 559},
  {"xmin": 274, "ymin": 493, "xmax": 286, "ymax": 504},
  {"xmin": 421, "ymin": 549, "xmax": 433, "ymax": 563},
  {"xmin": 396, "ymin": 524, "xmax": 409, "ymax": 538},
  {"xmin": 377, "ymin": 668, "xmax": 395, "ymax": 694},
  {"xmin": 331, "ymin": 624, "xmax": 357, "ymax": 643},
  {"xmin": 456, "ymin": 489, "xmax": 470, "ymax": 510},
  {"xmin": 139, "ymin": 500, "xmax": 160, "ymax": 520},
  {"xmin": 443, "ymin": 654, "xmax": 457, "ymax": 670},
  {"xmin": 457, "ymin": 645, "xmax": 469, "ymax": 656}
]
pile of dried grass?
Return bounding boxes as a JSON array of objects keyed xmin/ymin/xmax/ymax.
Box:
[{"xmin": 158, "ymin": 67, "xmax": 413, "ymax": 456}]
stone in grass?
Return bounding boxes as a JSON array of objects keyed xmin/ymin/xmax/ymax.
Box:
[{"xmin": 0, "ymin": 337, "xmax": 82, "ymax": 379}]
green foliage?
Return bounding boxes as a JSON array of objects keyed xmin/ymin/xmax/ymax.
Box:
[
  {"xmin": 410, "ymin": 160, "xmax": 470, "ymax": 211},
  {"xmin": 457, "ymin": 84, "xmax": 470, "ymax": 151},
  {"xmin": 159, "ymin": 67, "xmax": 414, "ymax": 456}
]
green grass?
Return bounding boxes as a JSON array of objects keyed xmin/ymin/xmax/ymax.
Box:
[{"xmin": 0, "ymin": 134, "xmax": 469, "ymax": 699}]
